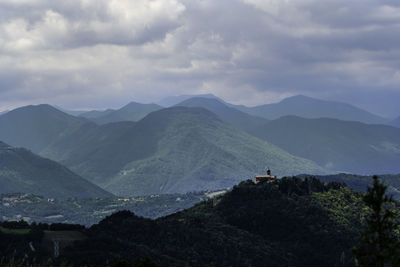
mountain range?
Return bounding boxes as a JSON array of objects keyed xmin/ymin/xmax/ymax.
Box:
[
  {"xmin": 250, "ymin": 115, "xmax": 400, "ymax": 174},
  {"xmin": 0, "ymin": 94, "xmax": 398, "ymax": 197},
  {"xmin": 157, "ymin": 93, "xmax": 220, "ymax": 107},
  {"xmin": 0, "ymin": 105, "xmax": 323, "ymax": 196},
  {"xmin": 171, "ymin": 97, "xmax": 400, "ymax": 174},
  {"xmin": 80, "ymin": 102, "xmax": 163, "ymax": 124},
  {"xmin": 0, "ymin": 141, "xmax": 112, "ymax": 199},
  {"xmin": 176, "ymin": 97, "xmax": 268, "ymax": 132},
  {"xmin": 236, "ymin": 95, "xmax": 388, "ymax": 124}
]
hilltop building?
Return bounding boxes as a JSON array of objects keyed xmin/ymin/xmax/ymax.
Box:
[{"xmin": 254, "ymin": 168, "xmax": 276, "ymax": 184}]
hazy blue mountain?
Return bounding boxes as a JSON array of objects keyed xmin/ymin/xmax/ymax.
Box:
[
  {"xmin": 250, "ymin": 116, "xmax": 400, "ymax": 174},
  {"xmin": 39, "ymin": 107, "xmax": 324, "ymax": 196},
  {"xmin": 79, "ymin": 109, "xmax": 115, "ymax": 119},
  {"xmin": 0, "ymin": 104, "xmax": 89, "ymax": 153},
  {"xmin": 54, "ymin": 106, "xmax": 87, "ymax": 116},
  {"xmin": 237, "ymin": 95, "xmax": 387, "ymax": 124},
  {"xmin": 0, "ymin": 110, "xmax": 9, "ymax": 116},
  {"xmin": 89, "ymin": 102, "xmax": 163, "ymax": 124},
  {"xmin": 0, "ymin": 141, "xmax": 112, "ymax": 199},
  {"xmin": 157, "ymin": 93, "xmax": 222, "ymax": 107},
  {"xmin": 176, "ymin": 97, "xmax": 268, "ymax": 132},
  {"xmin": 390, "ymin": 116, "xmax": 400, "ymax": 128}
]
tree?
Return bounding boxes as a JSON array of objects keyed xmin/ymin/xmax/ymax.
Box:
[{"xmin": 353, "ymin": 175, "xmax": 400, "ymax": 266}]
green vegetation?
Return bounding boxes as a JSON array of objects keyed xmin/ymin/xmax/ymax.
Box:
[
  {"xmin": 0, "ymin": 142, "xmax": 112, "ymax": 199},
  {"xmin": 353, "ymin": 176, "xmax": 400, "ymax": 266},
  {"xmin": 102, "ymin": 107, "xmax": 323, "ymax": 195},
  {"xmin": 1, "ymin": 176, "xmax": 399, "ymax": 266},
  {"xmin": 60, "ymin": 177, "xmax": 375, "ymax": 266},
  {"xmin": 304, "ymin": 173, "xmax": 400, "ymax": 200}
]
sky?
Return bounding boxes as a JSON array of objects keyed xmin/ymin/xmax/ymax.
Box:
[{"xmin": 0, "ymin": 0, "xmax": 400, "ymax": 117}]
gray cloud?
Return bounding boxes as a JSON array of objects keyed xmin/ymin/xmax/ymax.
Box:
[{"xmin": 0, "ymin": 0, "xmax": 399, "ymax": 117}]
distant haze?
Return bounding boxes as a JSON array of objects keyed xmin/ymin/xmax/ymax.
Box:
[{"xmin": 1, "ymin": 0, "xmax": 400, "ymax": 117}]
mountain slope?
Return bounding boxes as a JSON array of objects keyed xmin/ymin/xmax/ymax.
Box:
[
  {"xmin": 0, "ymin": 142, "xmax": 112, "ymax": 199},
  {"xmin": 250, "ymin": 116, "xmax": 400, "ymax": 174},
  {"xmin": 0, "ymin": 104, "xmax": 324, "ymax": 196},
  {"xmin": 0, "ymin": 104, "xmax": 89, "ymax": 153},
  {"xmin": 101, "ymin": 107, "xmax": 324, "ymax": 195},
  {"xmin": 38, "ymin": 107, "xmax": 324, "ymax": 196},
  {"xmin": 238, "ymin": 95, "xmax": 387, "ymax": 124},
  {"xmin": 176, "ymin": 97, "xmax": 268, "ymax": 132},
  {"xmin": 89, "ymin": 102, "xmax": 163, "ymax": 124}
]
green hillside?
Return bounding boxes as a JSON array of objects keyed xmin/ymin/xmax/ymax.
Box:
[
  {"xmin": 0, "ymin": 105, "xmax": 324, "ymax": 196},
  {"xmin": 176, "ymin": 97, "xmax": 268, "ymax": 133},
  {"xmin": 250, "ymin": 116, "xmax": 400, "ymax": 174},
  {"xmin": 95, "ymin": 107, "xmax": 324, "ymax": 195},
  {"xmin": 44, "ymin": 107, "xmax": 324, "ymax": 196},
  {"xmin": 238, "ymin": 95, "xmax": 387, "ymax": 124},
  {"xmin": 0, "ymin": 142, "xmax": 112, "ymax": 199}
]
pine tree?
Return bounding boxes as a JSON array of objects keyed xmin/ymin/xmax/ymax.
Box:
[{"xmin": 353, "ymin": 175, "xmax": 400, "ymax": 266}]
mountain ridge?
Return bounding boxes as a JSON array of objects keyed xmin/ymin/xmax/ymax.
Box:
[
  {"xmin": 237, "ymin": 95, "xmax": 387, "ymax": 124},
  {"xmin": 0, "ymin": 141, "xmax": 113, "ymax": 199}
]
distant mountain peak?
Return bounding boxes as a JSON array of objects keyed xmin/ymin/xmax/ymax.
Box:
[{"xmin": 157, "ymin": 93, "xmax": 223, "ymax": 107}]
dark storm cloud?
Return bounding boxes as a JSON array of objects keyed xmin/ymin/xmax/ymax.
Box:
[{"xmin": 0, "ymin": 0, "xmax": 399, "ymax": 116}]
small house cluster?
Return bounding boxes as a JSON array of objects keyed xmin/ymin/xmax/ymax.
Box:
[{"xmin": 254, "ymin": 168, "xmax": 276, "ymax": 184}]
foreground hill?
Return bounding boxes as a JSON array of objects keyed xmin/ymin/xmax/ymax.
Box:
[
  {"xmin": 83, "ymin": 102, "xmax": 163, "ymax": 124},
  {"xmin": 0, "ymin": 104, "xmax": 88, "ymax": 153},
  {"xmin": 238, "ymin": 95, "xmax": 387, "ymax": 124},
  {"xmin": 176, "ymin": 97, "xmax": 268, "ymax": 132},
  {"xmin": 55, "ymin": 177, "xmax": 366, "ymax": 266},
  {"xmin": 250, "ymin": 116, "xmax": 400, "ymax": 174},
  {"xmin": 0, "ymin": 142, "xmax": 112, "ymax": 199}
]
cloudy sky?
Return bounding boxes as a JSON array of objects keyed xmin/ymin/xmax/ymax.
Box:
[{"xmin": 1, "ymin": 0, "xmax": 400, "ymax": 117}]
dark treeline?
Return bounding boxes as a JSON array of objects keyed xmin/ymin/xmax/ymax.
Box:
[{"xmin": 1, "ymin": 176, "xmax": 399, "ymax": 266}]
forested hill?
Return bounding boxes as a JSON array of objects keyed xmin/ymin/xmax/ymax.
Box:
[
  {"xmin": 0, "ymin": 141, "xmax": 112, "ymax": 199},
  {"xmin": 60, "ymin": 177, "xmax": 369, "ymax": 266}
]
